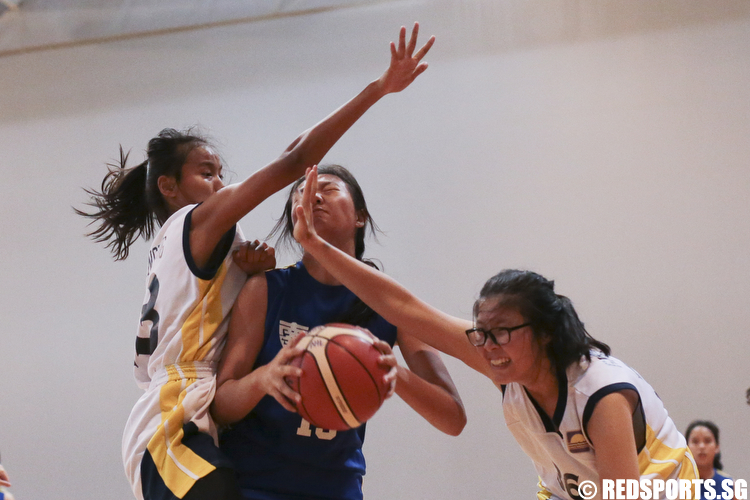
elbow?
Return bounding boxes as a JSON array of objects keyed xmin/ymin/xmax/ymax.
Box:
[
  {"xmin": 210, "ymin": 384, "xmax": 243, "ymax": 427},
  {"xmin": 210, "ymin": 400, "xmax": 232, "ymax": 427},
  {"xmin": 436, "ymin": 399, "xmax": 467, "ymax": 436},
  {"xmin": 445, "ymin": 407, "xmax": 467, "ymax": 437}
]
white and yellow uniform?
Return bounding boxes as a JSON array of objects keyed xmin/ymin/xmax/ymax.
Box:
[
  {"xmin": 503, "ymin": 351, "xmax": 697, "ymax": 500},
  {"xmin": 122, "ymin": 205, "xmax": 246, "ymax": 500}
]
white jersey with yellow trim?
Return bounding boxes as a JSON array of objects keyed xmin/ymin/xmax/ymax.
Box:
[
  {"xmin": 122, "ymin": 204, "xmax": 247, "ymax": 500},
  {"xmin": 503, "ymin": 351, "xmax": 697, "ymax": 500}
]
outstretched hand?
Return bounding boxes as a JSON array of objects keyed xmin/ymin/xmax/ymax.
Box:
[
  {"xmin": 378, "ymin": 22, "xmax": 435, "ymax": 95},
  {"xmin": 293, "ymin": 166, "xmax": 321, "ymax": 249}
]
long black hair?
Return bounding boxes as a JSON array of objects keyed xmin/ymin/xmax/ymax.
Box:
[
  {"xmin": 268, "ymin": 164, "xmax": 380, "ymax": 262},
  {"xmin": 268, "ymin": 164, "xmax": 381, "ymax": 326},
  {"xmin": 76, "ymin": 128, "xmax": 213, "ymax": 260},
  {"xmin": 475, "ymin": 269, "xmax": 610, "ymax": 372},
  {"xmin": 686, "ymin": 420, "xmax": 723, "ymax": 470}
]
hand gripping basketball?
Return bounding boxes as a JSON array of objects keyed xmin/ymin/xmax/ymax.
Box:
[{"xmin": 285, "ymin": 324, "xmax": 393, "ymax": 430}]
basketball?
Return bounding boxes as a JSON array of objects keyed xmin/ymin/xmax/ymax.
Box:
[{"xmin": 286, "ymin": 323, "xmax": 391, "ymax": 431}]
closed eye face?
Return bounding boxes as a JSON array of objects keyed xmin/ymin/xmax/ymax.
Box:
[{"xmin": 292, "ymin": 175, "xmax": 353, "ymax": 215}]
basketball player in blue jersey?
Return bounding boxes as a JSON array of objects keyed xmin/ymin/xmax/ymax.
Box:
[
  {"xmin": 212, "ymin": 164, "xmax": 466, "ymax": 500},
  {"xmin": 686, "ymin": 421, "xmax": 738, "ymax": 500},
  {"xmin": 290, "ymin": 166, "xmax": 699, "ymax": 500},
  {"xmin": 77, "ymin": 22, "xmax": 436, "ymax": 500}
]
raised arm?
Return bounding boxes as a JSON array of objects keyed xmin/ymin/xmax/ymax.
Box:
[
  {"xmin": 294, "ymin": 166, "xmax": 490, "ymax": 376},
  {"xmin": 190, "ymin": 23, "xmax": 436, "ymax": 266}
]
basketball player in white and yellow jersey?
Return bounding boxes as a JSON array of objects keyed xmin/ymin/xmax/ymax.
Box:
[
  {"xmin": 122, "ymin": 202, "xmax": 249, "ymax": 500},
  {"xmin": 292, "ymin": 167, "xmax": 698, "ymax": 500},
  {"xmin": 77, "ymin": 22, "xmax": 436, "ymax": 500},
  {"xmin": 504, "ymin": 351, "xmax": 697, "ymax": 499}
]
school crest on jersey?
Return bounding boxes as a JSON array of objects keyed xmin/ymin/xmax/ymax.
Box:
[
  {"xmin": 279, "ymin": 321, "xmax": 309, "ymax": 346},
  {"xmin": 566, "ymin": 430, "xmax": 590, "ymax": 453}
]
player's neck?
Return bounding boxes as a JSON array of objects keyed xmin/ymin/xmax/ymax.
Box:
[
  {"xmin": 522, "ymin": 361, "xmax": 559, "ymax": 419},
  {"xmin": 302, "ymin": 247, "xmax": 356, "ymax": 286},
  {"xmin": 697, "ymin": 464, "xmax": 714, "ymax": 481}
]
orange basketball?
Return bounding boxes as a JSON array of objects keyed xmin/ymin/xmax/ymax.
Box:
[{"xmin": 286, "ymin": 323, "xmax": 390, "ymax": 431}]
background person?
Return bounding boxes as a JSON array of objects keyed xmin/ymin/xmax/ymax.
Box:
[{"xmin": 686, "ymin": 420, "xmax": 737, "ymax": 500}]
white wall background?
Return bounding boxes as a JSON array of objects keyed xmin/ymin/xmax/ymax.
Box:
[{"xmin": 1, "ymin": 1, "xmax": 749, "ymax": 499}]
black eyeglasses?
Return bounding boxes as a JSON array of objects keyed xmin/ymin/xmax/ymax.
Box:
[{"xmin": 465, "ymin": 322, "xmax": 532, "ymax": 347}]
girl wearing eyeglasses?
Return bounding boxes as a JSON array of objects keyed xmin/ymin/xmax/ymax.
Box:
[{"xmin": 291, "ymin": 167, "xmax": 698, "ymax": 500}]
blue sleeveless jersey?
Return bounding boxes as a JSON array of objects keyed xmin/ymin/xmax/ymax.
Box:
[{"xmin": 219, "ymin": 262, "xmax": 398, "ymax": 500}]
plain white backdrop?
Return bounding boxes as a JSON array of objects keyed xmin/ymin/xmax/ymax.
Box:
[{"xmin": 1, "ymin": 1, "xmax": 749, "ymax": 498}]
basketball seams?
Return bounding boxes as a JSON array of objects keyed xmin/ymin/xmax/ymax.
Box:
[
  {"xmin": 296, "ymin": 351, "xmax": 347, "ymax": 430},
  {"xmin": 326, "ymin": 342, "xmax": 384, "ymax": 421},
  {"xmin": 287, "ymin": 324, "xmax": 388, "ymax": 431},
  {"xmin": 308, "ymin": 338, "xmax": 362, "ymax": 429},
  {"xmin": 328, "ymin": 337, "xmax": 385, "ymax": 404}
]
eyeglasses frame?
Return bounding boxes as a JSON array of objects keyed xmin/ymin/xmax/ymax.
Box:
[{"xmin": 465, "ymin": 322, "xmax": 532, "ymax": 347}]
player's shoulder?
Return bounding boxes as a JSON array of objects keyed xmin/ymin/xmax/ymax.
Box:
[{"xmin": 570, "ymin": 352, "xmax": 636, "ymax": 396}]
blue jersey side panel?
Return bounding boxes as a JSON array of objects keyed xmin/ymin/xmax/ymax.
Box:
[{"xmin": 220, "ymin": 262, "xmax": 398, "ymax": 500}]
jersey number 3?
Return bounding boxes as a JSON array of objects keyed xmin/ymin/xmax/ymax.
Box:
[{"xmin": 136, "ymin": 275, "xmax": 160, "ymax": 356}]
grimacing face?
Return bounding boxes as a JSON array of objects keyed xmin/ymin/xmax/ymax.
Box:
[
  {"xmin": 474, "ymin": 296, "xmax": 546, "ymax": 388},
  {"xmin": 292, "ymin": 174, "xmax": 364, "ymax": 247}
]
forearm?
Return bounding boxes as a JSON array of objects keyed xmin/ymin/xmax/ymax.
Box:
[
  {"xmin": 201, "ymin": 80, "xmax": 389, "ymax": 236},
  {"xmin": 286, "ymin": 79, "xmax": 387, "ymax": 169},
  {"xmin": 211, "ymin": 367, "xmax": 270, "ymax": 426},
  {"xmin": 304, "ymin": 236, "xmax": 485, "ymax": 372},
  {"xmin": 394, "ymin": 365, "xmax": 466, "ymax": 436}
]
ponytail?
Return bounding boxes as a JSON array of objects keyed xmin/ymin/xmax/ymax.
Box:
[
  {"xmin": 547, "ymin": 294, "xmax": 610, "ymax": 370},
  {"xmin": 75, "ymin": 148, "xmax": 155, "ymax": 260},
  {"xmin": 77, "ymin": 127, "xmax": 212, "ymax": 260}
]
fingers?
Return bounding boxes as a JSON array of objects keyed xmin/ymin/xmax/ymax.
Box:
[
  {"xmin": 266, "ymin": 347, "xmax": 305, "ymax": 411},
  {"xmin": 412, "ymin": 62, "xmax": 429, "ymax": 79},
  {"xmin": 406, "ymin": 22, "xmax": 419, "ymax": 57},
  {"xmin": 397, "ymin": 25, "xmax": 406, "ymax": 59},
  {"xmin": 233, "ymin": 239, "xmax": 276, "ymax": 274},
  {"xmin": 292, "ymin": 166, "xmax": 319, "ymax": 244},
  {"xmin": 235, "ymin": 239, "xmax": 259, "ymax": 262},
  {"xmin": 413, "ymin": 35, "xmax": 435, "ymax": 61},
  {"xmin": 289, "ymin": 331, "xmax": 308, "ymax": 348},
  {"xmin": 373, "ymin": 338, "xmax": 393, "ymax": 355},
  {"xmin": 272, "ymin": 378, "xmax": 302, "ymax": 412},
  {"xmin": 383, "ymin": 365, "xmax": 398, "ymax": 398},
  {"xmin": 305, "ymin": 165, "xmax": 318, "ymax": 203}
]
